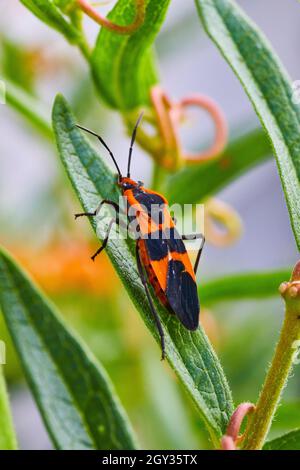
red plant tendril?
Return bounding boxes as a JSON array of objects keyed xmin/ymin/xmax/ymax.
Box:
[
  {"xmin": 150, "ymin": 85, "xmax": 228, "ymax": 169},
  {"xmin": 76, "ymin": 0, "xmax": 145, "ymax": 35},
  {"xmin": 221, "ymin": 402, "xmax": 255, "ymax": 450},
  {"xmin": 180, "ymin": 95, "xmax": 228, "ymax": 163}
]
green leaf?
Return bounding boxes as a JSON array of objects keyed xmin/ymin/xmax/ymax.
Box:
[
  {"xmin": 52, "ymin": 94, "xmax": 234, "ymax": 446},
  {"xmin": 20, "ymin": 0, "xmax": 81, "ymax": 44},
  {"xmin": 0, "ymin": 366, "xmax": 18, "ymax": 450},
  {"xmin": 5, "ymin": 79, "xmax": 52, "ymax": 139},
  {"xmin": 195, "ymin": 0, "xmax": 300, "ymax": 249},
  {"xmin": 264, "ymin": 429, "xmax": 300, "ymax": 450},
  {"xmin": 92, "ymin": 0, "xmax": 171, "ymax": 110},
  {"xmin": 0, "ymin": 246, "xmax": 137, "ymax": 450},
  {"xmin": 54, "ymin": 0, "xmax": 74, "ymax": 10},
  {"xmin": 200, "ymin": 269, "xmax": 292, "ymax": 305},
  {"xmin": 166, "ymin": 127, "xmax": 271, "ymax": 205},
  {"xmin": 1, "ymin": 38, "xmax": 35, "ymax": 93}
]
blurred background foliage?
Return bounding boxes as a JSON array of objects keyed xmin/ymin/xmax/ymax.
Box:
[{"xmin": 0, "ymin": 0, "xmax": 299, "ymax": 449}]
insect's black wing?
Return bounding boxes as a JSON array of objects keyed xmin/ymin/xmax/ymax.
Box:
[{"xmin": 165, "ymin": 228, "xmax": 200, "ymax": 331}]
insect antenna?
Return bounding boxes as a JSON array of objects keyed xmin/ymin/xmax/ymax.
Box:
[
  {"xmin": 76, "ymin": 124, "xmax": 122, "ymax": 179},
  {"xmin": 127, "ymin": 112, "xmax": 144, "ymax": 178}
]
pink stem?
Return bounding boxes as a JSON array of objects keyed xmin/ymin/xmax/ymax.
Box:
[
  {"xmin": 226, "ymin": 402, "xmax": 255, "ymax": 442},
  {"xmin": 149, "ymin": 86, "xmax": 228, "ymax": 169},
  {"xmin": 76, "ymin": 0, "xmax": 145, "ymax": 35},
  {"xmin": 179, "ymin": 94, "xmax": 228, "ymax": 163},
  {"xmin": 221, "ymin": 436, "xmax": 236, "ymax": 450},
  {"xmin": 220, "ymin": 402, "xmax": 255, "ymax": 450}
]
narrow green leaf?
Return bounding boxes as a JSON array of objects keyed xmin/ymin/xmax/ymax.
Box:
[
  {"xmin": 92, "ymin": 0, "xmax": 171, "ymax": 110},
  {"xmin": 54, "ymin": 0, "xmax": 74, "ymax": 10},
  {"xmin": 200, "ymin": 269, "xmax": 292, "ymax": 305},
  {"xmin": 195, "ymin": 0, "xmax": 300, "ymax": 249},
  {"xmin": 1, "ymin": 38, "xmax": 35, "ymax": 93},
  {"xmin": 20, "ymin": 0, "xmax": 81, "ymax": 43},
  {"xmin": 5, "ymin": 79, "xmax": 52, "ymax": 139},
  {"xmin": 264, "ymin": 429, "xmax": 300, "ymax": 450},
  {"xmin": 52, "ymin": 94, "xmax": 234, "ymax": 446},
  {"xmin": 0, "ymin": 366, "xmax": 18, "ymax": 450},
  {"xmin": 0, "ymin": 246, "xmax": 137, "ymax": 450},
  {"xmin": 166, "ymin": 127, "xmax": 271, "ymax": 205}
]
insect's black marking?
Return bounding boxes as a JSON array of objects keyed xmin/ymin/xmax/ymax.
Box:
[
  {"xmin": 166, "ymin": 260, "xmax": 199, "ymax": 331},
  {"xmin": 144, "ymin": 235, "xmax": 168, "ymax": 261},
  {"xmin": 167, "ymin": 227, "xmax": 187, "ymax": 254},
  {"xmin": 133, "ymin": 189, "xmax": 165, "ymax": 223}
]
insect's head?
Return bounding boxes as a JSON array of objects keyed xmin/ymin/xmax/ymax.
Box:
[{"xmin": 118, "ymin": 177, "xmax": 144, "ymax": 192}]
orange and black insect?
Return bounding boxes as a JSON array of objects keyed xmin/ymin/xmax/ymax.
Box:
[{"xmin": 75, "ymin": 115, "xmax": 205, "ymax": 359}]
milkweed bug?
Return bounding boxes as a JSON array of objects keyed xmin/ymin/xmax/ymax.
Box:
[{"xmin": 75, "ymin": 115, "xmax": 205, "ymax": 359}]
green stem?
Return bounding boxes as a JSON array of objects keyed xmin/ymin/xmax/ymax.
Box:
[
  {"xmin": 0, "ymin": 365, "xmax": 18, "ymax": 450},
  {"xmin": 242, "ymin": 262, "xmax": 300, "ymax": 450},
  {"xmin": 77, "ymin": 34, "xmax": 91, "ymax": 61}
]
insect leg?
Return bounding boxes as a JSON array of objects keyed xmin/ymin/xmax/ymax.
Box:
[
  {"xmin": 136, "ymin": 244, "xmax": 166, "ymax": 360},
  {"xmin": 91, "ymin": 219, "xmax": 115, "ymax": 261},
  {"xmin": 75, "ymin": 200, "xmax": 120, "ymax": 219},
  {"xmin": 90, "ymin": 211, "xmax": 128, "ymax": 261},
  {"xmin": 182, "ymin": 233, "xmax": 205, "ymax": 275}
]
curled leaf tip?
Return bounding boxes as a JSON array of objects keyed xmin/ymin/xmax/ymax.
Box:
[{"xmin": 179, "ymin": 94, "xmax": 228, "ymax": 164}]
